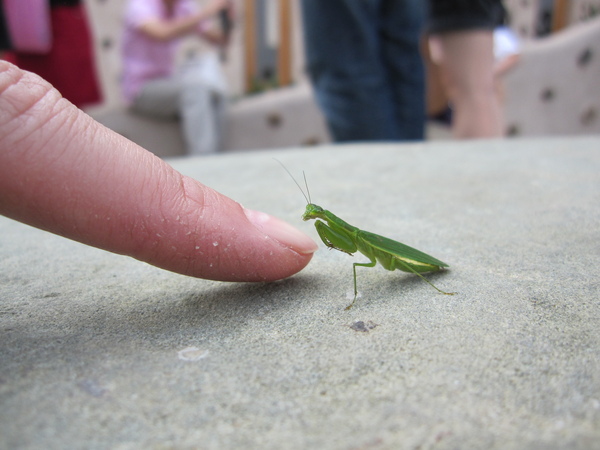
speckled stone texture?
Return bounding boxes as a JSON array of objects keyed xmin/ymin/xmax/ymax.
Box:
[{"xmin": 1, "ymin": 137, "xmax": 599, "ymax": 449}]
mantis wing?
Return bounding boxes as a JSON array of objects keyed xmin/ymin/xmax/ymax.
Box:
[{"xmin": 358, "ymin": 230, "xmax": 449, "ymax": 268}]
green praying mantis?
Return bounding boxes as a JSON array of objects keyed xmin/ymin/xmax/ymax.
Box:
[{"xmin": 278, "ymin": 161, "xmax": 455, "ymax": 309}]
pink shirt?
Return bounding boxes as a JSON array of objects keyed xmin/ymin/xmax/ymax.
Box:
[{"xmin": 121, "ymin": 0, "xmax": 198, "ymax": 103}]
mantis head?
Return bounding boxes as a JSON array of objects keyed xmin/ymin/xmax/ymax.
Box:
[{"xmin": 302, "ymin": 203, "xmax": 325, "ymax": 221}]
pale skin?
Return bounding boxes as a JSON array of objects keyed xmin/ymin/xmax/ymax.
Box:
[
  {"xmin": 427, "ymin": 30, "xmax": 504, "ymax": 139},
  {"xmin": 0, "ymin": 61, "xmax": 317, "ymax": 281}
]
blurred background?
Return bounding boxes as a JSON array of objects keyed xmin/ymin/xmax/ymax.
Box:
[{"xmin": 3, "ymin": 0, "xmax": 600, "ymax": 156}]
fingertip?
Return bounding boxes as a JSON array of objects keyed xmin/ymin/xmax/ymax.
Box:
[{"xmin": 243, "ymin": 208, "xmax": 318, "ymax": 256}]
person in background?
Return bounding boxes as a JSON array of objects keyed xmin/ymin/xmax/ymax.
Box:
[
  {"xmin": 425, "ymin": 0, "xmax": 509, "ymax": 138},
  {"xmin": 1, "ymin": 0, "xmax": 101, "ymax": 109},
  {"xmin": 300, "ymin": 0, "xmax": 427, "ymax": 142},
  {"xmin": 492, "ymin": 25, "xmax": 521, "ymax": 104},
  {"xmin": 122, "ymin": 0, "xmax": 232, "ymax": 156}
]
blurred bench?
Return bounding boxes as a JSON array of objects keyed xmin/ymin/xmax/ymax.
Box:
[
  {"xmin": 85, "ymin": 0, "xmax": 600, "ymax": 156},
  {"xmin": 504, "ymin": 16, "xmax": 600, "ymax": 136},
  {"xmin": 90, "ymin": 82, "xmax": 330, "ymax": 158}
]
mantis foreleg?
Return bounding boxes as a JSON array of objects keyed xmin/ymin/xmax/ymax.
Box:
[{"xmin": 314, "ymin": 220, "xmax": 357, "ymax": 255}]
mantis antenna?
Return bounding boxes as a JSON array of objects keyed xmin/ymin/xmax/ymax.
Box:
[
  {"xmin": 274, "ymin": 159, "xmax": 311, "ymax": 205},
  {"xmin": 302, "ymin": 171, "xmax": 312, "ymax": 204}
]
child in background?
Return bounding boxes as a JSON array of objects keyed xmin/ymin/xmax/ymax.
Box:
[{"xmin": 121, "ymin": 0, "xmax": 232, "ymax": 156}]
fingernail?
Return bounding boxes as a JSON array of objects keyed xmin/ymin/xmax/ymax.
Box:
[{"xmin": 244, "ymin": 208, "xmax": 318, "ymax": 255}]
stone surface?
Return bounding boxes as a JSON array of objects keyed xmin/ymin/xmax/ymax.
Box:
[{"xmin": 1, "ymin": 137, "xmax": 599, "ymax": 449}]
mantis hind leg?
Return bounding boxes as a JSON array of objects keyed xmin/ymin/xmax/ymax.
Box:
[
  {"xmin": 345, "ymin": 259, "xmax": 377, "ymax": 310},
  {"xmin": 394, "ymin": 259, "xmax": 456, "ymax": 296}
]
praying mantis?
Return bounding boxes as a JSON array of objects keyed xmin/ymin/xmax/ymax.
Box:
[{"xmin": 278, "ymin": 161, "xmax": 455, "ymax": 309}]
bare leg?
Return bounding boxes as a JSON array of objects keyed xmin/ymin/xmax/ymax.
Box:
[
  {"xmin": 428, "ymin": 30, "xmax": 503, "ymax": 139},
  {"xmin": 422, "ymin": 36, "xmax": 449, "ymax": 118}
]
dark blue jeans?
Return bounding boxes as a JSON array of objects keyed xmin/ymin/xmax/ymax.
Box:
[{"xmin": 301, "ymin": 0, "xmax": 426, "ymax": 142}]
